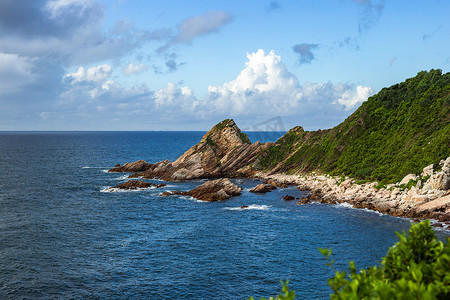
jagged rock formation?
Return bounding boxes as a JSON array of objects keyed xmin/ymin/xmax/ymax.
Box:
[
  {"xmin": 162, "ymin": 178, "xmax": 242, "ymax": 201},
  {"xmin": 110, "ymin": 119, "xmax": 271, "ymax": 181}
]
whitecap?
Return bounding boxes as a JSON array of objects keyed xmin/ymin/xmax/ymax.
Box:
[
  {"xmin": 114, "ymin": 174, "xmax": 130, "ymax": 180},
  {"xmin": 224, "ymin": 204, "xmax": 272, "ymax": 211},
  {"xmin": 81, "ymin": 166, "xmax": 109, "ymax": 169},
  {"xmin": 335, "ymin": 202, "xmax": 384, "ymax": 216},
  {"xmin": 100, "ymin": 186, "xmax": 156, "ymax": 193},
  {"xmin": 177, "ymin": 195, "xmax": 205, "ymax": 202}
]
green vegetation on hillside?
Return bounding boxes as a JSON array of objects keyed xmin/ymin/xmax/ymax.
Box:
[{"xmin": 259, "ymin": 69, "xmax": 450, "ymax": 183}]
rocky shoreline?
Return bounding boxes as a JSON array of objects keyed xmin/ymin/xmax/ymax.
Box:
[
  {"xmin": 254, "ymin": 159, "xmax": 450, "ymax": 230},
  {"xmin": 107, "ymin": 119, "xmax": 450, "ymax": 231}
]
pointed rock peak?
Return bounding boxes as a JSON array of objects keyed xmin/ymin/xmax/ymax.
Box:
[
  {"xmin": 201, "ymin": 119, "xmax": 251, "ymax": 152},
  {"xmin": 288, "ymin": 126, "xmax": 304, "ymax": 134}
]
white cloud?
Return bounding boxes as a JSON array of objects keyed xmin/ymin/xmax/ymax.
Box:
[
  {"xmin": 336, "ymin": 85, "xmax": 374, "ymax": 110},
  {"xmin": 154, "ymin": 82, "xmax": 195, "ymax": 110},
  {"xmin": 0, "ymin": 52, "xmax": 36, "ymax": 95},
  {"xmin": 203, "ymin": 49, "xmax": 374, "ymax": 117},
  {"xmin": 206, "ymin": 49, "xmax": 301, "ymax": 115},
  {"xmin": 65, "ymin": 64, "xmax": 112, "ymax": 84},
  {"xmin": 56, "ymin": 49, "xmax": 374, "ymax": 130},
  {"xmin": 122, "ymin": 62, "xmax": 149, "ymax": 76},
  {"xmin": 45, "ymin": 0, "xmax": 95, "ymax": 19}
]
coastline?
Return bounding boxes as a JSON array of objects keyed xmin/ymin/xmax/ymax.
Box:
[{"xmin": 255, "ymin": 171, "xmax": 450, "ymax": 230}]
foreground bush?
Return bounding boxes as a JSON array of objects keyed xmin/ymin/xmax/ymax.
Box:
[
  {"xmin": 253, "ymin": 221, "xmax": 450, "ymax": 299},
  {"xmin": 322, "ymin": 220, "xmax": 450, "ymax": 299}
]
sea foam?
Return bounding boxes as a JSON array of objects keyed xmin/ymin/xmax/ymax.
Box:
[{"xmin": 224, "ymin": 204, "xmax": 271, "ymax": 211}]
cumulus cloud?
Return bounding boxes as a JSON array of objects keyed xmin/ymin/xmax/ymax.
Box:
[
  {"xmin": 203, "ymin": 49, "xmax": 373, "ymax": 117},
  {"xmin": 55, "ymin": 49, "xmax": 374, "ymax": 130},
  {"xmin": 65, "ymin": 64, "xmax": 112, "ymax": 84},
  {"xmin": 335, "ymin": 85, "xmax": 374, "ymax": 110},
  {"xmin": 122, "ymin": 62, "xmax": 149, "ymax": 76},
  {"xmin": 293, "ymin": 43, "xmax": 319, "ymax": 64},
  {"xmin": 206, "ymin": 49, "xmax": 300, "ymax": 115},
  {"xmin": 159, "ymin": 11, "xmax": 233, "ymax": 51},
  {"xmin": 154, "ymin": 82, "xmax": 196, "ymax": 110}
]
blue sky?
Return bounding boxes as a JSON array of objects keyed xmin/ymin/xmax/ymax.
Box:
[{"xmin": 0, "ymin": 0, "xmax": 449, "ymax": 131}]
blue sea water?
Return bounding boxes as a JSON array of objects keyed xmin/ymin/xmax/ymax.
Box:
[{"xmin": 0, "ymin": 131, "xmax": 447, "ymax": 299}]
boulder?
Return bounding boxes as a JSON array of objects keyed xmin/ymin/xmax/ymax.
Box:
[
  {"xmin": 108, "ymin": 160, "xmax": 151, "ymax": 173},
  {"xmin": 427, "ymin": 172, "xmax": 450, "ymax": 190},
  {"xmin": 415, "ymin": 194, "xmax": 450, "ymax": 214},
  {"xmin": 400, "ymin": 174, "xmax": 417, "ymax": 185},
  {"xmin": 283, "ymin": 195, "xmax": 295, "ymax": 201},
  {"xmin": 185, "ymin": 178, "xmax": 242, "ymax": 201},
  {"xmin": 249, "ymin": 183, "xmax": 277, "ymax": 193},
  {"xmin": 443, "ymin": 156, "xmax": 450, "ymax": 174},
  {"xmin": 421, "ymin": 164, "xmax": 434, "ymax": 177}
]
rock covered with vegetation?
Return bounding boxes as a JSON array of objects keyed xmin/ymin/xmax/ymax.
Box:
[{"xmin": 258, "ymin": 69, "xmax": 450, "ymax": 184}]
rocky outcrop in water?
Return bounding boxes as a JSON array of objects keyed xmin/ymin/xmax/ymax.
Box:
[
  {"xmin": 163, "ymin": 178, "xmax": 242, "ymax": 202},
  {"xmin": 108, "ymin": 160, "xmax": 151, "ymax": 173},
  {"xmin": 110, "ymin": 119, "xmax": 271, "ymax": 181},
  {"xmin": 107, "ymin": 180, "xmax": 166, "ymax": 190},
  {"xmin": 249, "ymin": 183, "xmax": 276, "ymax": 193}
]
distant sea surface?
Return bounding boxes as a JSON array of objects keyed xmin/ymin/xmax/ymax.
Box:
[{"xmin": 1, "ymin": 131, "xmax": 448, "ymax": 299}]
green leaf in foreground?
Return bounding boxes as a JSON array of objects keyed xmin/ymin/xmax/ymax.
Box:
[
  {"xmin": 326, "ymin": 220, "xmax": 450, "ymax": 299},
  {"xmin": 252, "ymin": 221, "xmax": 449, "ymax": 299}
]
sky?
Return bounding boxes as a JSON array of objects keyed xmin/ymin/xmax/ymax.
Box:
[{"xmin": 0, "ymin": 0, "xmax": 449, "ymax": 131}]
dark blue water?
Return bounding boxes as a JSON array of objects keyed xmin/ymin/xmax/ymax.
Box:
[{"xmin": 0, "ymin": 132, "xmax": 447, "ymax": 299}]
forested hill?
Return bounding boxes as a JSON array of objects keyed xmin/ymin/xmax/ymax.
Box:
[{"xmin": 258, "ymin": 69, "xmax": 450, "ymax": 183}]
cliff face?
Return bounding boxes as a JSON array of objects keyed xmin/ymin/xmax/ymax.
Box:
[
  {"xmin": 111, "ymin": 119, "xmax": 271, "ymax": 181},
  {"xmin": 258, "ymin": 69, "xmax": 450, "ymax": 184}
]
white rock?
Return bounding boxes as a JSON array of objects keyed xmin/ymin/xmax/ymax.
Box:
[
  {"xmin": 400, "ymin": 174, "xmax": 417, "ymax": 185},
  {"xmin": 421, "ymin": 164, "xmax": 434, "ymax": 177},
  {"xmin": 427, "ymin": 172, "xmax": 450, "ymax": 190}
]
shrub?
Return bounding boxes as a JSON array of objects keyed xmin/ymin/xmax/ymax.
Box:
[{"xmin": 322, "ymin": 220, "xmax": 450, "ymax": 299}]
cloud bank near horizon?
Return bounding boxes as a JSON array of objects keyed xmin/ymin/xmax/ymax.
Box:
[{"xmin": 57, "ymin": 49, "xmax": 374, "ymax": 130}]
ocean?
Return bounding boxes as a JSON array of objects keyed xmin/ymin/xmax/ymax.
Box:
[{"xmin": 0, "ymin": 131, "xmax": 447, "ymax": 299}]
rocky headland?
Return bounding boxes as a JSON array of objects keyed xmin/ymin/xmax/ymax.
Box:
[
  {"xmin": 108, "ymin": 118, "xmax": 450, "ymax": 228},
  {"xmin": 107, "ymin": 70, "xmax": 450, "ymax": 229},
  {"xmin": 111, "ymin": 119, "xmax": 271, "ymax": 181}
]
